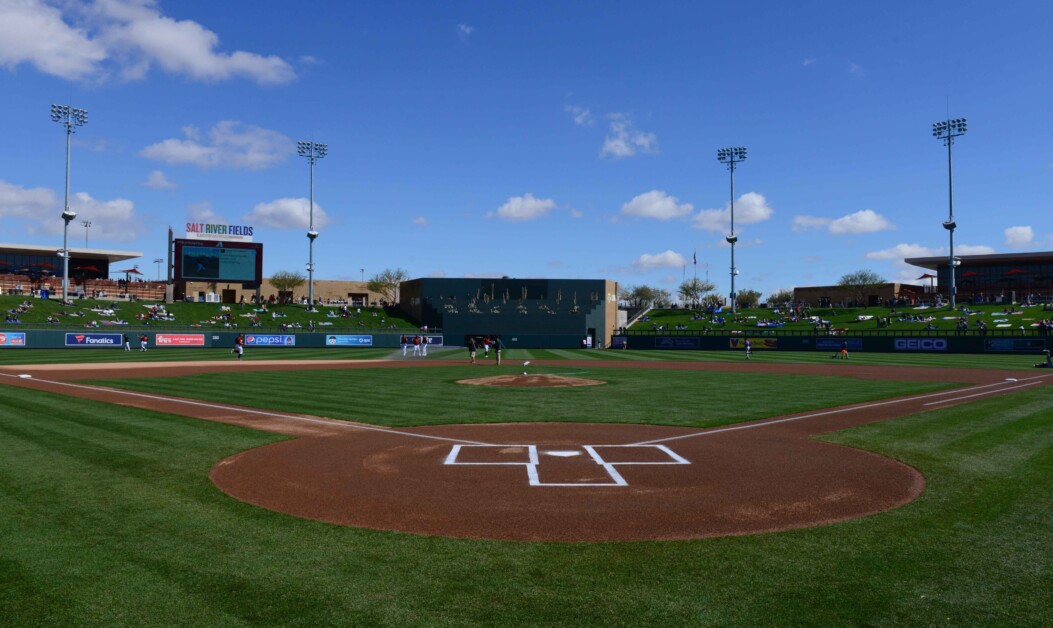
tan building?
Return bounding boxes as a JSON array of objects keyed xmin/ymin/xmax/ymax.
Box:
[
  {"xmin": 182, "ymin": 278, "xmax": 385, "ymax": 305},
  {"xmin": 793, "ymin": 282, "xmax": 925, "ymax": 308}
]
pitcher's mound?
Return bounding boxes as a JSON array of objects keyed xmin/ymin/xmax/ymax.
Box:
[{"xmin": 457, "ymin": 374, "xmax": 605, "ymax": 387}]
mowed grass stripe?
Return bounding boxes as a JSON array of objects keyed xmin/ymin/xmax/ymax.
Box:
[
  {"xmin": 0, "ymin": 381, "xmax": 1051, "ymax": 624},
  {"xmin": 90, "ymin": 366, "xmax": 951, "ymax": 429}
]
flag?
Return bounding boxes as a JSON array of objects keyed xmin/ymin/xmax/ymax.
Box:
[{"xmin": 693, "ymin": 250, "xmax": 697, "ymax": 265}]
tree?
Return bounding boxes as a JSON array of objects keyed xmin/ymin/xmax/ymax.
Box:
[
  {"xmin": 736, "ymin": 289, "xmax": 762, "ymax": 309},
  {"xmin": 837, "ymin": 269, "xmax": 885, "ymax": 306},
  {"xmin": 678, "ymin": 278, "xmax": 716, "ymax": 307},
  {"xmin": 367, "ymin": 268, "xmax": 409, "ymax": 305},
  {"xmin": 269, "ymin": 270, "xmax": 306, "ymax": 297},
  {"xmin": 767, "ymin": 288, "xmax": 794, "ymax": 307},
  {"xmin": 625, "ymin": 285, "xmax": 656, "ymax": 308},
  {"xmin": 652, "ymin": 288, "xmax": 673, "ymax": 308}
]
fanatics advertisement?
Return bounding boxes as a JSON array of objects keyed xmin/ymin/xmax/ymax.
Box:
[
  {"xmin": 326, "ymin": 335, "xmax": 373, "ymax": 346},
  {"xmin": 245, "ymin": 334, "xmax": 296, "ymax": 346},
  {"xmin": 0, "ymin": 332, "xmax": 26, "ymax": 347},
  {"xmin": 65, "ymin": 333, "xmax": 122, "ymax": 347},
  {"xmin": 155, "ymin": 334, "xmax": 206, "ymax": 347}
]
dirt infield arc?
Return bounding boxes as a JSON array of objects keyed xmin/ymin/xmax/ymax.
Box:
[{"xmin": 1, "ymin": 359, "xmax": 1048, "ymax": 541}]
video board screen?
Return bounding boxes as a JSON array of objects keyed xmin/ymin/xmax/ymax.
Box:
[{"xmin": 174, "ymin": 239, "xmax": 263, "ymax": 285}]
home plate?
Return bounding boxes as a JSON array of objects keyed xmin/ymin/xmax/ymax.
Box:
[{"xmin": 545, "ymin": 450, "xmax": 581, "ymax": 457}]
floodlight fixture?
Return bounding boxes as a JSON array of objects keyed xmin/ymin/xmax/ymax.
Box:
[
  {"xmin": 298, "ymin": 140, "xmax": 328, "ymax": 309},
  {"xmin": 932, "ymin": 116, "xmax": 968, "ymax": 308},
  {"xmin": 52, "ymin": 102, "xmax": 89, "ymax": 302},
  {"xmin": 716, "ymin": 145, "xmax": 748, "ymax": 314}
]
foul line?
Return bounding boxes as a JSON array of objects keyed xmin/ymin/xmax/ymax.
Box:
[
  {"xmin": 629, "ymin": 374, "xmax": 1053, "ymax": 447},
  {"xmin": 0, "ymin": 372, "xmax": 495, "ymax": 447}
]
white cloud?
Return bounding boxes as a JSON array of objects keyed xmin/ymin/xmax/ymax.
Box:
[
  {"xmin": 693, "ymin": 192, "xmax": 774, "ymax": 232},
  {"xmin": 0, "ymin": 0, "xmax": 106, "ymax": 80},
  {"xmin": 600, "ymin": 113, "xmax": 658, "ymax": 159},
  {"xmin": 144, "ymin": 169, "xmax": 176, "ymax": 189},
  {"xmin": 1004, "ymin": 226, "xmax": 1034, "ymax": 248},
  {"xmin": 565, "ymin": 105, "xmax": 594, "ymax": 126},
  {"xmin": 25, "ymin": 191, "xmax": 140, "ymax": 242},
  {"xmin": 244, "ymin": 198, "xmax": 331, "ymax": 230},
  {"xmin": 803, "ymin": 57, "xmax": 817, "ymax": 66},
  {"xmin": 457, "ymin": 23, "xmax": 474, "ymax": 40},
  {"xmin": 792, "ymin": 215, "xmax": 831, "ymax": 231},
  {"xmin": 569, "ymin": 208, "xmax": 584, "ymax": 218},
  {"xmin": 632, "ymin": 250, "xmax": 687, "ymax": 271},
  {"xmin": 0, "ymin": 0, "xmax": 294, "ymax": 84},
  {"xmin": 0, "ymin": 179, "xmax": 57, "ymax": 218},
  {"xmin": 794, "ymin": 209, "xmax": 894, "ymax": 234},
  {"xmin": 956, "ymin": 244, "xmax": 997, "ymax": 256},
  {"xmin": 488, "ymin": 193, "xmax": 556, "ymax": 222},
  {"xmin": 413, "ymin": 216, "xmax": 428, "ymax": 226},
  {"xmin": 849, "ymin": 62, "xmax": 864, "ymax": 76},
  {"xmin": 828, "ymin": 209, "xmax": 894, "ymax": 234},
  {"xmin": 186, "ymin": 200, "xmax": 228, "ymax": 224},
  {"xmin": 865, "ymin": 243, "xmax": 939, "ymax": 261},
  {"xmin": 140, "ymin": 121, "xmax": 293, "ymax": 169},
  {"xmin": 620, "ymin": 190, "xmax": 692, "ymax": 221}
]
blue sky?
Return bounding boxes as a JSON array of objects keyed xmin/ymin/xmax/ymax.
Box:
[{"xmin": 1, "ymin": 0, "xmax": 1050, "ymax": 299}]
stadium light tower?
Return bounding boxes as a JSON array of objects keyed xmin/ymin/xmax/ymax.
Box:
[
  {"xmin": 81, "ymin": 220, "xmax": 92, "ymax": 247},
  {"xmin": 716, "ymin": 146, "xmax": 747, "ymax": 314},
  {"xmin": 51, "ymin": 103, "xmax": 88, "ymax": 302},
  {"xmin": 932, "ymin": 117, "xmax": 967, "ymax": 309},
  {"xmin": 297, "ymin": 140, "xmax": 327, "ymax": 310},
  {"xmin": 153, "ymin": 257, "xmax": 164, "ymax": 281}
]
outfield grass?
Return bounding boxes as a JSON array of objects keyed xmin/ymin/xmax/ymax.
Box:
[
  {"xmin": 0, "ymin": 345, "xmax": 1042, "ymax": 370},
  {"xmin": 0, "ymin": 379, "xmax": 1050, "ymax": 625},
  {"xmin": 89, "ymin": 366, "xmax": 950, "ymax": 429}
]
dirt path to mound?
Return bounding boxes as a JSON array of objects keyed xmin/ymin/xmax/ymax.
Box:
[{"xmin": 1, "ymin": 359, "xmax": 1048, "ymax": 541}]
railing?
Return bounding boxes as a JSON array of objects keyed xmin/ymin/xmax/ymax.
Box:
[{"xmin": 624, "ymin": 327, "xmax": 1048, "ymax": 338}]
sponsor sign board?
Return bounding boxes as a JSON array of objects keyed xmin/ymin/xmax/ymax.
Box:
[
  {"xmin": 815, "ymin": 338, "xmax": 863, "ymax": 351},
  {"xmin": 0, "ymin": 332, "xmax": 27, "ymax": 347},
  {"xmin": 326, "ymin": 335, "xmax": 373, "ymax": 347},
  {"xmin": 984, "ymin": 338, "xmax": 1048, "ymax": 353},
  {"xmin": 245, "ymin": 334, "xmax": 296, "ymax": 347},
  {"xmin": 425, "ymin": 335, "xmax": 443, "ymax": 346},
  {"xmin": 155, "ymin": 333, "xmax": 206, "ymax": 347},
  {"xmin": 611, "ymin": 336, "xmax": 628, "ymax": 349},
  {"xmin": 729, "ymin": 337, "xmax": 778, "ymax": 350},
  {"xmin": 185, "ymin": 222, "xmax": 254, "ymax": 242},
  {"xmin": 654, "ymin": 337, "xmax": 701, "ymax": 349},
  {"xmin": 893, "ymin": 337, "xmax": 948, "ymax": 352},
  {"xmin": 65, "ymin": 333, "xmax": 122, "ymax": 347}
]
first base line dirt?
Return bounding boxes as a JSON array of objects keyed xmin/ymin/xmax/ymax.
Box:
[{"xmin": 2, "ymin": 359, "xmax": 1049, "ymax": 542}]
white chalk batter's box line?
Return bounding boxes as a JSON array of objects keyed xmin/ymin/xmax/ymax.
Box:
[{"xmin": 444, "ymin": 444, "xmax": 690, "ymax": 487}]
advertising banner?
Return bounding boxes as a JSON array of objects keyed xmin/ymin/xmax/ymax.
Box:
[
  {"xmin": 655, "ymin": 337, "xmax": 701, "ymax": 349},
  {"xmin": 425, "ymin": 335, "xmax": 444, "ymax": 346},
  {"xmin": 0, "ymin": 332, "xmax": 27, "ymax": 347},
  {"xmin": 984, "ymin": 338, "xmax": 1048, "ymax": 353},
  {"xmin": 729, "ymin": 337, "xmax": 778, "ymax": 350},
  {"xmin": 325, "ymin": 335, "xmax": 373, "ymax": 347},
  {"xmin": 245, "ymin": 334, "xmax": 296, "ymax": 347},
  {"xmin": 65, "ymin": 333, "xmax": 122, "ymax": 347},
  {"xmin": 893, "ymin": 338, "xmax": 948, "ymax": 352},
  {"xmin": 611, "ymin": 336, "xmax": 628, "ymax": 349},
  {"xmin": 155, "ymin": 333, "xmax": 206, "ymax": 347},
  {"xmin": 815, "ymin": 338, "xmax": 863, "ymax": 351}
]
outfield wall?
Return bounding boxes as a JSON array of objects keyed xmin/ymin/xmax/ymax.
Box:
[
  {"xmin": 0, "ymin": 330, "xmax": 442, "ymax": 350},
  {"xmin": 615, "ymin": 334, "xmax": 1051, "ymax": 354}
]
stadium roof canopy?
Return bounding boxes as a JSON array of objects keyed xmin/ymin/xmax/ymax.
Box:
[
  {"xmin": 0, "ymin": 243, "xmax": 142, "ymax": 264},
  {"xmin": 905, "ymin": 251, "xmax": 1053, "ymax": 271}
]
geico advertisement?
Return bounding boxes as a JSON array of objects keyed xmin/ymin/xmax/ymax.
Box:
[{"xmin": 893, "ymin": 338, "xmax": 948, "ymax": 352}]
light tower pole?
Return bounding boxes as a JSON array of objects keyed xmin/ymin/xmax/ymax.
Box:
[
  {"xmin": 153, "ymin": 258, "xmax": 164, "ymax": 281},
  {"xmin": 81, "ymin": 220, "xmax": 92, "ymax": 247},
  {"xmin": 297, "ymin": 140, "xmax": 327, "ymax": 310},
  {"xmin": 932, "ymin": 117, "xmax": 967, "ymax": 309},
  {"xmin": 51, "ymin": 103, "xmax": 88, "ymax": 302},
  {"xmin": 716, "ymin": 146, "xmax": 747, "ymax": 314}
]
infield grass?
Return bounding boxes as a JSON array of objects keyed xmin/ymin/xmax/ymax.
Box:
[{"xmin": 0, "ymin": 382, "xmax": 1050, "ymax": 625}]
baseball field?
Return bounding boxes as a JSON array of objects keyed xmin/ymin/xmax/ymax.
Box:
[{"xmin": 0, "ymin": 347, "xmax": 1050, "ymax": 625}]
